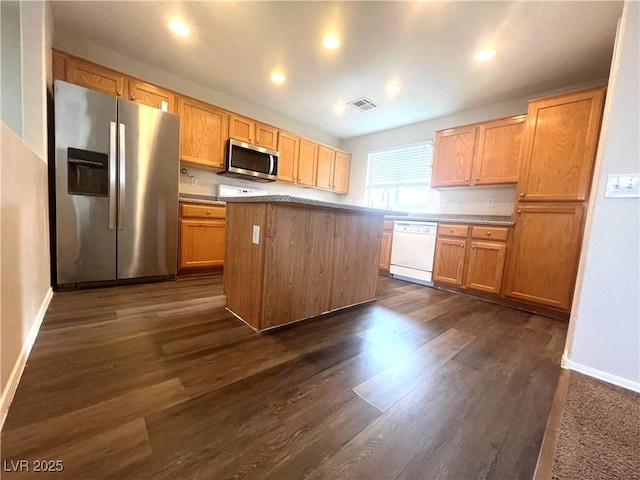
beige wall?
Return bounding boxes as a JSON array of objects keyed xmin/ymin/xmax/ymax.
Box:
[
  {"xmin": 565, "ymin": 1, "xmax": 640, "ymax": 390},
  {"xmin": 0, "ymin": 0, "xmax": 52, "ymax": 426}
]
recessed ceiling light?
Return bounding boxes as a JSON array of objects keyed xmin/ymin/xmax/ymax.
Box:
[
  {"xmin": 474, "ymin": 48, "xmax": 496, "ymax": 62},
  {"xmin": 322, "ymin": 35, "xmax": 340, "ymax": 49},
  {"xmin": 271, "ymin": 72, "xmax": 286, "ymax": 84},
  {"xmin": 385, "ymin": 82, "xmax": 402, "ymax": 94},
  {"xmin": 334, "ymin": 104, "xmax": 346, "ymax": 114},
  {"xmin": 169, "ymin": 20, "xmax": 190, "ymax": 37}
]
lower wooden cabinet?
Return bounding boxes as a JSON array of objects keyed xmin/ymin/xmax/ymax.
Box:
[
  {"xmin": 179, "ymin": 203, "xmax": 226, "ymax": 272},
  {"xmin": 433, "ymin": 237, "xmax": 467, "ymax": 286},
  {"xmin": 379, "ymin": 220, "xmax": 394, "ymax": 271},
  {"xmin": 465, "ymin": 241, "xmax": 507, "ymax": 294},
  {"xmin": 502, "ymin": 203, "xmax": 585, "ymax": 311}
]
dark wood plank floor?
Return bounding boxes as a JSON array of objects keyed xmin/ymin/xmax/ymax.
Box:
[{"xmin": 1, "ymin": 275, "xmax": 567, "ymax": 479}]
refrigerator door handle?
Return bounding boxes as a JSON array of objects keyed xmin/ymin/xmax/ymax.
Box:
[
  {"xmin": 109, "ymin": 122, "xmax": 117, "ymax": 230},
  {"xmin": 118, "ymin": 123, "xmax": 126, "ymax": 230}
]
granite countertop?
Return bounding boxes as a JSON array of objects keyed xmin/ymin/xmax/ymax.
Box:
[
  {"xmin": 179, "ymin": 193, "xmax": 226, "ymax": 206},
  {"xmin": 221, "ymin": 195, "xmax": 400, "ymax": 216},
  {"xmin": 385, "ymin": 213, "xmax": 514, "ymax": 226}
]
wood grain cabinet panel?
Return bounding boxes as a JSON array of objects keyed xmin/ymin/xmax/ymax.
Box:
[
  {"xmin": 181, "ymin": 203, "xmax": 226, "ymax": 219},
  {"xmin": 179, "ymin": 220, "xmax": 226, "ymax": 269},
  {"xmin": 316, "ymin": 145, "xmax": 336, "ymax": 190},
  {"xmin": 255, "ymin": 123, "xmax": 278, "ymax": 150},
  {"xmin": 276, "ymin": 131, "xmax": 299, "ymax": 183},
  {"xmin": 229, "ymin": 114, "xmax": 255, "ymax": 143},
  {"xmin": 332, "ymin": 151, "xmax": 351, "ymax": 194},
  {"xmin": 502, "ymin": 204, "xmax": 585, "ymax": 311},
  {"xmin": 470, "ymin": 226, "xmax": 509, "ymax": 242},
  {"xmin": 465, "ymin": 241, "xmax": 507, "ymax": 294},
  {"xmin": 518, "ymin": 87, "xmax": 606, "ymax": 202},
  {"xmin": 128, "ymin": 80, "xmax": 176, "ymax": 113},
  {"xmin": 437, "ymin": 224, "xmax": 469, "ymax": 238},
  {"xmin": 431, "ymin": 126, "xmax": 477, "ymax": 187},
  {"xmin": 52, "ymin": 50, "xmax": 68, "ymax": 81},
  {"xmin": 379, "ymin": 220, "xmax": 394, "ymax": 271},
  {"xmin": 433, "ymin": 237, "xmax": 466, "ymax": 286},
  {"xmin": 65, "ymin": 56, "xmax": 126, "ymax": 97},
  {"xmin": 178, "ymin": 96, "xmax": 229, "ymax": 169},
  {"xmin": 297, "ymin": 139, "xmax": 318, "ymax": 186},
  {"xmin": 472, "ymin": 115, "xmax": 525, "ymax": 185}
]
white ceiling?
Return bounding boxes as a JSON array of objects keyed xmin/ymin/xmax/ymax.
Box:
[{"xmin": 51, "ymin": 1, "xmax": 623, "ymax": 139}]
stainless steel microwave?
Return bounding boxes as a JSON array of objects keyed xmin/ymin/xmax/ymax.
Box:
[{"xmin": 218, "ymin": 138, "xmax": 279, "ymax": 182}]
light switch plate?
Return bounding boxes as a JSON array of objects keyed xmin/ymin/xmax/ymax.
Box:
[
  {"xmin": 441, "ymin": 199, "xmax": 449, "ymax": 208},
  {"xmin": 252, "ymin": 225, "xmax": 260, "ymax": 244},
  {"xmin": 487, "ymin": 198, "xmax": 495, "ymax": 208},
  {"xmin": 605, "ymin": 174, "xmax": 640, "ymax": 198},
  {"xmin": 160, "ymin": 100, "xmax": 169, "ymax": 112}
]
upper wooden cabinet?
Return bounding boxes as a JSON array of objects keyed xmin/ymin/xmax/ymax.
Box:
[
  {"xmin": 332, "ymin": 151, "xmax": 351, "ymax": 194},
  {"xmin": 229, "ymin": 114, "xmax": 278, "ymax": 150},
  {"xmin": 297, "ymin": 139, "xmax": 318, "ymax": 186},
  {"xmin": 432, "ymin": 115, "xmax": 526, "ymax": 188},
  {"xmin": 518, "ymin": 86, "xmax": 606, "ymax": 202},
  {"xmin": 472, "ymin": 115, "xmax": 525, "ymax": 185},
  {"xmin": 178, "ymin": 96, "xmax": 229, "ymax": 169},
  {"xmin": 276, "ymin": 131, "xmax": 299, "ymax": 183},
  {"xmin": 65, "ymin": 56, "xmax": 126, "ymax": 98},
  {"xmin": 431, "ymin": 125, "xmax": 477, "ymax": 187},
  {"xmin": 128, "ymin": 80, "xmax": 177, "ymax": 113},
  {"xmin": 316, "ymin": 145, "xmax": 336, "ymax": 190},
  {"xmin": 502, "ymin": 203, "xmax": 585, "ymax": 311}
]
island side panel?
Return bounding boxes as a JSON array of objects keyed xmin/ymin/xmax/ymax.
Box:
[
  {"xmin": 224, "ymin": 202, "xmax": 267, "ymax": 329},
  {"xmin": 329, "ymin": 212, "xmax": 383, "ymax": 310},
  {"xmin": 262, "ymin": 204, "xmax": 337, "ymax": 329}
]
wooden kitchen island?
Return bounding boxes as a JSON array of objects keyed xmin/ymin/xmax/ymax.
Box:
[{"xmin": 223, "ymin": 196, "xmax": 395, "ymax": 331}]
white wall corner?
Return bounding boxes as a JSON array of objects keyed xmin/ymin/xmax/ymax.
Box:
[
  {"xmin": 0, "ymin": 287, "xmax": 53, "ymax": 431},
  {"xmin": 562, "ymin": 355, "xmax": 640, "ymax": 393}
]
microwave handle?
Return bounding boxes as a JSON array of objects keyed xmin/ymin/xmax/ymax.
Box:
[{"xmin": 269, "ymin": 155, "xmax": 275, "ymax": 175}]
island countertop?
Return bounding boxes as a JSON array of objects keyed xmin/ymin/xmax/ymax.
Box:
[{"xmin": 221, "ymin": 194, "xmax": 400, "ymax": 216}]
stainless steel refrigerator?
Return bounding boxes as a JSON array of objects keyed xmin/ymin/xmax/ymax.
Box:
[{"xmin": 52, "ymin": 80, "xmax": 180, "ymax": 288}]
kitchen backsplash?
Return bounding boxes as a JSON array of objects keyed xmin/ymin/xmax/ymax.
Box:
[{"xmin": 179, "ymin": 163, "xmax": 346, "ymax": 202}]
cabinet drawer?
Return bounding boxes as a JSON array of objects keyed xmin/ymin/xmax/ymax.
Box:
[
  {"xmin": 471, "ymin": 226, "xmax": 508, "ymax": 242},
  {"xmin": 438, "ymin": 224, "xmax": 469, "ymax": 238},
  {"xmin": 181, "ymin": 203, "xmax": 226, "ymax": 219},
  {"xmin": 383, "ymin": 220, "xmax": 394, "ymax": 232}
]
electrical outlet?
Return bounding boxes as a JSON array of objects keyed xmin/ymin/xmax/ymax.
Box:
[
  {"xmin": 605, "ymin": 174, "xmax": 640, "ymax": 198},
  {"xmin": 487, "ymin": 198, "xmax": 495, "ymax": 208},
  {"xmin": 456, "ymin": 199, "xmax": 463, "ymax": 208},
  {"xmin": 190, "ymin": 177, "xmax": 197, "ymax": 186},
  {"xmin": 441, "ymin": 199, "xmax": 449, "ymax": 208},
  {"xmin": 252, "ymin": 225, "xmax": 260, "ymax": 244}
]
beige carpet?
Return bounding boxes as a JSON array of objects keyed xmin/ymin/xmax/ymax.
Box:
[{"xmin": 552, "ymin": 372, "xmax": 640, "ymax": 479}]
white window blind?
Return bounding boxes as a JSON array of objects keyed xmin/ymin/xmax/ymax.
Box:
[{"xmin": 366, "ymin": 141, "xmax": 433, "ymax": 212}]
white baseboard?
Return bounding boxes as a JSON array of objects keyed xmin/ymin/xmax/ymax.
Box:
[
  {"xmin": 562, "ymin": 354, "xmax": 640, "ymax": 393},
  {"xmin": 0, "ymin": 287, "xmax": 53, "ymax": 431}
]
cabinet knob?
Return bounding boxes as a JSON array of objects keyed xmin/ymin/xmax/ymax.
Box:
[
  {"xmin": 449, "ymin": 228, "xmax": 454, "ymax": 233},
  {"xmin": 520, "ymin": 193, "xmax": 525, "ymax": 197},
  {"xmin": 471, "ymin": 245, "xmax": 476, "ymax": 249},
  {"xmin": 475, "ymin": 177, "xmax": 480, "ymax": 181},
  {"xmin": 460, "ymin": 244, "xmax": 464, "ymax": 248},
  {"xmin": 131, "ymin": 94, "xmax": 136, "ymax": 101},
  {"xmin": 517, "ymin": 210, "xmax": 522, "ymax": 214},
  {"xmin": 117, "ymin": 91, "xmax": 122, "ymax": 96},
  {"xmin": 486, "ymin": 232, "xmax": 491, "ymax": 236},
  {"xmin": 206, "ymin": 210, "xmax": 211, "ymax": 214},
  {"xmin": 465, "ymin": 178, "xmax": 469, "ymax": 181}
]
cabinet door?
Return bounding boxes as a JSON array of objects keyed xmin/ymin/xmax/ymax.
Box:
[
  {"xmin": 316, "ymin": 145, "xmax": 335, "ymax": 190},
  {"xmin": 502, "ymin": 204, "xmax": 585, "ymax": 311},
  {"xmin": 518, "ymin": 87, "xmax": 606, "ymax": 202},
  {"xmin": 333, "ymin": 151, "xmax": 351, "ymax": 194},
  {"xmin": 472, "ymin": 115, "xmax": 524, "ymax": 185},
  {"xmin": 379, "ymin": 231, "xmax": 392, "ymax": 270},
  {"xmin": 179, "ymin": 220, "xmax": 225, "ymax": 268},
  {"xmin": 178, "ymin": 96, "xmax": 229, "ymax": 169},
  {"xmin": 465, "ymin": 241, "xmax": 507, "ymax": 294},
  {"xmin": 297, "ymin": 139, "xmax": 318, "ymax": 186},
  {"xmin": 128, "ymin": 80, "xmax": 176, "ymax": 113},
  {"xmin": 255, "ymin": 123, "xmax": 278, "ymax": 150},
  {"xmin": 431, "ymin": 126, "xmax": 477, "ymax": 187},
  {"xmin": 277, "ymin": 131, "xmax": 299, "ymax": 183},
  {"xmin": 229, "ymin": 114, "xmax": 254, "ymax": 143},
  {"xmin": 433, "ymin": 237, "xmax": 466, "ymax": 286},
  {"xmin": 65, "ymin": 56, "xmax": 126, "ymax": 97}
]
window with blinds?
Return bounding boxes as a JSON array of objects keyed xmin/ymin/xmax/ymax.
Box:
[{"xmin": 365, "ymin": 141, "xmax": 434, "ymax": 212}]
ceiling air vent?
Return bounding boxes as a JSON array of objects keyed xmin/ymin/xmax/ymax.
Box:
[{"xmin": 347, "ymin": 97, "xmax": 379, "ymax": 112}]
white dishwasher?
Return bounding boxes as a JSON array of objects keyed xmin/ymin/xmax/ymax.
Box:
[{"xmin": 389, "ymin": 221, "xmax": 438, "ymax": 285}]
